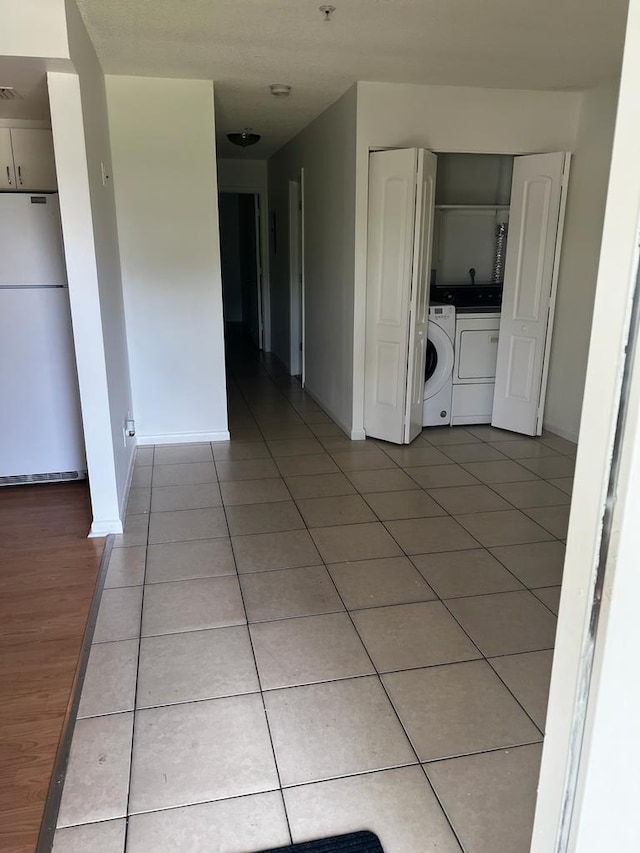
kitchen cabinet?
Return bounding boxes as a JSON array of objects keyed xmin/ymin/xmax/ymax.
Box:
[
  {"xmin": 0, "ymin": 129, "xmax": 15, "ymax": 189},
  {"xmin": 0, "ymin": 128, "xmax": 57, "ymax": 192}
]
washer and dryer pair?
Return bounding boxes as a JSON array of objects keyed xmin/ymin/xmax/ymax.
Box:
[{"xmin": 422, "ymin": 304, "xmax": 501, "ymax": 427}]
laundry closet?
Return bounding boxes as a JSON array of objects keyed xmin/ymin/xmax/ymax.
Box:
[{"xmin": 363, "ymin": 147, "xmax": 569, "ymax": 444}]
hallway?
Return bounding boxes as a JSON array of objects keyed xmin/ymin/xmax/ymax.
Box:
[{"xmin": 53, "ymin": 336, "xmax": 574, "ymax": 853}]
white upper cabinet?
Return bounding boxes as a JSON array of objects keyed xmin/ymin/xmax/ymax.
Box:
[
  {"xmin": 0, "ymin": 129, "xmax": 16, "ymax": 189},
  {"xmin": 0, "ymin": 128, "xmax": 57, "ymax": 192}
]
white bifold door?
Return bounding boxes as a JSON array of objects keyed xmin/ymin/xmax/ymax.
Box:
[
  {"xmin": 364, "ymin": 148, "xmax": 437, "ymax": 444},
  {"xmin": 492, "ymin": 152, "xmax": 570, "ymax": 435}
]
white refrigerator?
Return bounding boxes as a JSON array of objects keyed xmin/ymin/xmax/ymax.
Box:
[{"xmin": 0, "ymin": 193, "xmax": 86, "ymax": 483}]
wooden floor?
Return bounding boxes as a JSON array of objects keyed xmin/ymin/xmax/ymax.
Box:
[{"xmin": 0, "ymin": 482, "xmax": 104, "ymax": 853}]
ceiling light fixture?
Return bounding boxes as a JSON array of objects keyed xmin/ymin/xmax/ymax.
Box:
[
  {"xmin": 270, "ymin": 83, "xmax": 292, "ymax": 98},
  {"xmin": 227, "ymin": 128, "xmax": 261, "ymax": 148},
  {"xmin": 319, "ymin": 5, "xmax": 336, "ymax": 21}
]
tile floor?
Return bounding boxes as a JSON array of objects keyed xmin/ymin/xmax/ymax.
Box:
[{"xmin": 52, "ymin": 343, "xmax": 576, "ymax": 853}]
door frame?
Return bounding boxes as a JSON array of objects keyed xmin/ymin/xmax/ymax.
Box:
[
  {"xmin": 217, "ymin": 185, "xmax": 271, "ymax": 351},
  {"xmin": 532, "ymin": 2, "xmax": 640, "ymax": 845}
]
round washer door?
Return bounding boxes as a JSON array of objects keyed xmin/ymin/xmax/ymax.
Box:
[{"xmin": 424, "ymin": 321, "xmax": 455, "ymax": 400}]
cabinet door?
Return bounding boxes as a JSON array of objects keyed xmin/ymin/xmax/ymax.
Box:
[
  {"xmin": 404, "ymin": 149, "xmax": 437, "ymax": 443},
  {"xmin": 492, "ymin": 152, "xmax": 570, "ymax": 435},
  {"xmin": 365, "ymin": 149, "xmax": 418, "ymax": 443},
  {"xmin": 0, "ymin": 128, "xmax": 16, "ymax": 189},
  {"xmin": 10, "ymin": 129, "xmax": 57, "ymax": 191},
  {"xmin": 364, "ymin": 148, "xmax": 436, "ymax": 444}
]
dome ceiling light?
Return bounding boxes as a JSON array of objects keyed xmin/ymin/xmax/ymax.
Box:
[
  {"xmin": 227, "ymin": 128, "xmax": 261, "ymax": 148},
  {"xmin": 270, "ymin": 83, "xmax": 292, "ymax": 98}
]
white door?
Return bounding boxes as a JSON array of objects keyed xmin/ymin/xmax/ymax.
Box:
[
  {"xmin": 10, "ymin": 128, "xmax": 58, "ymax": 192},
  {"xmin": 0, "ymin": 128, "xmax": 16, "ymax": 190},
  {"xmin": 492, "ymin": 152, "xmax": 570, "ymax": 435},
  {"xmin": 364, "ymin": 148, "xmax": 436, "ymax": 444},
  {"xmin": 253, "ymin": 194, "xmax": 264, "ymax": 349},
  {"xmin": 404, "ymin": 150, "xmax": 437, "ymax": 442}
]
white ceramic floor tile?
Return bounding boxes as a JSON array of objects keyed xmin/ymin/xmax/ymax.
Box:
[
  {"xmin": 78, "ymin": 639, "xmax": 138, "ymax": 718},
  {"xmin": 145, "ymin": 537, "xmax": 236, "ymax": 583},
  {"xmin": 141, "ymin": 576, "xmax": 245, "ymax": 636},
  {"xmin": 52, "ymin": 819, "xmax": 126, "ymax": 853},
  {"xmin": 328, "ymin": 556, "xmax": 436, "ymax": 609},
  {"xmin": 126, "ymin": 792, "xmax": 290, "ymax": 853},
  {"xmin": 285, "ymin": 766, "xmax": 461, "ymax": 853},
  {"xmin": 129, "ymin": 694, "xmax": 279, "ymax": 812},
  {"xmin": 264, "ymin": 677, "xmax": 416, "ymax": 787},
  {"xmin": 57, "ymin": 713, "xmax": 133, "ymax": 827},
  {"xmin": 137, "ymin": 626, "xmax": 259, "ymax": 707},
  {"xmin": 250, "ymin": 612, "xmax": 374, "ymax": 689},
  {"xmin": 93, "ymin": 587, "xmax": 142, "ymax": 643},
  {"xmin": 104, "ymin": 546, "xmax": 146, "ymax": 589},
  {"xmin": 489, "ymin": 650, "xmax": 554, "ymax": 731},
  {"xmin": 383, "ymin": 661, "xmax": 541, "ymax": 761},
  {"xmin": 148, "ymin": 507, "xmax": 228, "ymax": 545},
  {"xmin": 426, "ymin": 744, "xmax": 543, "ymax": 853}
]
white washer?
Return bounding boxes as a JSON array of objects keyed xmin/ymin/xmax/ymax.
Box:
[
  {"xmin": 451, "ymin": 310, "xmax": 501, "ymax": 425},
  {"xmin": 423, "ymin": 304, "xmax": 456, "ymax": 426}
]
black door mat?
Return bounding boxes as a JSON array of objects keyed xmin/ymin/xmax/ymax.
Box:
[{"xmin": 260, "ymin": 831, "xmax": 384, "ymax": 853}]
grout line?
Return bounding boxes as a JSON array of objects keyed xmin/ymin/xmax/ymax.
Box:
[
  {"xmin": 211, "ymin": 432, "xmax": 295, "ymax": 847},
  {"xmin": 121, "ymin": 511, "xmax": 151, "ymax": 850},
  {"xmin": 257, "ymin": 403, "xmax": 467, "ymax": 849}
]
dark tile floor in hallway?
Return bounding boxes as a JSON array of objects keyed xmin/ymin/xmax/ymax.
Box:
[{"xmin": 52, "ymin": 339, "xmax": 575, "ymax": 853}]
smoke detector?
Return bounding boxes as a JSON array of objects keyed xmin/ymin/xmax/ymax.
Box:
[
  {"xmin": 270, "ymin": 84, "xmax": 292, "ymax": 98},
  {"xmin": 0, "ymin": 87, "xmax": 22, "ymax": 101},
  {"xmin": 319, "ymin": 5, "xmax": 336, "ymax": 21}
]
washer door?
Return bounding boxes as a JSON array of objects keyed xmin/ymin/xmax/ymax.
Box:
[{"xmin": 424, "ymin": 321, "xmax": 455, "ymax": 400}]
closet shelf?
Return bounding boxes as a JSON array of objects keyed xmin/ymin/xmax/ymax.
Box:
[{"xmin": 434, "ymin": 204, "xmax": 510, "ymax": 210}]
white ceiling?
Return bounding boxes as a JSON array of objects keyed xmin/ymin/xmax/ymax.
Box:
[{"xmin": 76, "ymin": 0, "xmax": 628, "ymax": 159}]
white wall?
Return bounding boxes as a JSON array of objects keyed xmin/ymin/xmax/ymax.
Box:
[
  {"xmin": 217, "ymin": 158, "xmax": 267, "ymax": 190},
  {"xmin": 352, "ymin": 81, "xmax": 582, "ymax": 436},
  {"xmin": 106, "ymin": 76, "xmax": 228, "ymax": 444},
  {"xmin": 268, "ymin": 85, "xmax": 358, "ymax": 434},
  {"xmin": 544, "ymin": 81, "xmax": 619, "ymax": 441},
  {"xmin": 0, "ymin": 0, "xmax": 68, "ymax": 59},
  {"xmin": 48, "ymin": 73, "xmax": 122, "ymax": 535},
  {"xmin": 65, "ymin": 0, "xmax": 135, "ymax": 518}
]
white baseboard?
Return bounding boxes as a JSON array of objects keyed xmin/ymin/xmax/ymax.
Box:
[
  {"xmin": 118, "ymin": 442, "xmax": 137, "ymax": 522},
  {"xmin": 543, "ymin": 420, "xmax": 580, "ymax": 444},
  {"xmin": 137, "ymin": 430, "xmax": 231, "ymax": 446},
  {"xmin": 350, "ymin": 428, "xmax": 367, "ymax": 441},
  {"xmin": 301, "ymin": 385, "xmax": 355, "ymax": 439},
  {"xmin": 89, "ymin": 518, "xmax": 123, "ymax": 537}
]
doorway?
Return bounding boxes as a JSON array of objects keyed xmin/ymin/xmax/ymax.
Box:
[
  {"xmin": 218, "ymin": 191, "xmax": 263, "ymax": 349},
  {"xmin": 289, "ymin": 175, "xmax": 305, "ymax": 381}
]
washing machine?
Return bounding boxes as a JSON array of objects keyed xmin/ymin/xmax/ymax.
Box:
[{"xmin": 423, "ymin": 304, "xmax": 456, "ymax": 426}]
